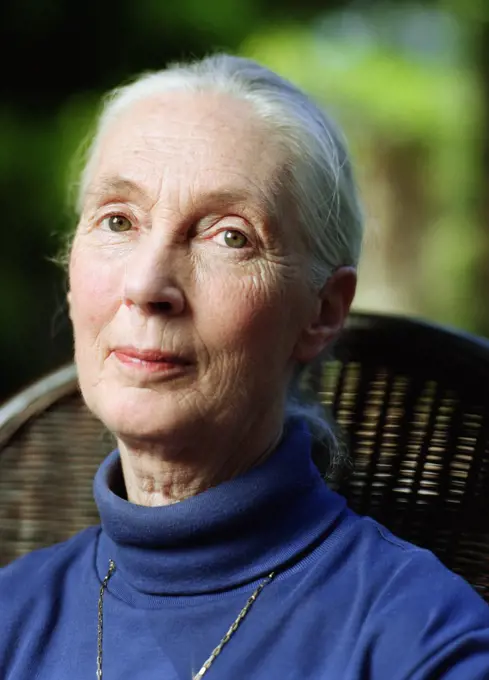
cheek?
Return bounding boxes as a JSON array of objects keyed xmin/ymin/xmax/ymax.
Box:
[
  {"xmin": 69, "ymin": 249, "xmax": 121, "ymax": 340},
  {"xmin": 194, "ymin": 270, "xmax": 295, "ymax": 352}
]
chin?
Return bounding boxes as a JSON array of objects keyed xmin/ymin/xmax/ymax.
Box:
[{"xmin": 84, "ymin": 381, "xmax": 200, "ymax": 444}]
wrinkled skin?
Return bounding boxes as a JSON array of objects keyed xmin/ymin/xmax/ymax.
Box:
[{"xmin": 69, "ymin": 90, "xmax": 355, "ymax": 505}]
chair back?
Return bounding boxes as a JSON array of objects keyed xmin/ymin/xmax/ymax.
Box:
[
  {"xmin": 314, "ymin": 314, "xmax": 489, "ymax": 602},
  {"xmin": 0, "ymin": 366, "xmax": 111, "ymax": 564}
]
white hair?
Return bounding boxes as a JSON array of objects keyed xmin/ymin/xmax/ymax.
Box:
[{"xmin": 75, "ymin": 53, "xmax": 364, "ymax": 479}]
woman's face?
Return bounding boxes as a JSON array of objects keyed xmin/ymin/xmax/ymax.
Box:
[{"xmin": 69, "ymin": 90, "xmax": 320, "ymax": 444}]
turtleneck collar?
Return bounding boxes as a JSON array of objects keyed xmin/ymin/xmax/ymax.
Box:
[{"xmin": 94, "ymin": 418, "xmax": 347, "ymax": 597}]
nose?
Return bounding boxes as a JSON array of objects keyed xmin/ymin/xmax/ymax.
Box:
[{"xmin": 122, "ymin": 237, "xmax": 186, "ymax": 316}]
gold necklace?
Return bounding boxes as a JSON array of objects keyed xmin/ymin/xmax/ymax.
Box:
[{"xmin": 97, "ymin": 559, "xmax": 276, "ymax": 679}]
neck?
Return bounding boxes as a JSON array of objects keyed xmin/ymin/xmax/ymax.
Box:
[{"xmin": 117, "ymin": 413, "xmax": 284, "ymax": 507}]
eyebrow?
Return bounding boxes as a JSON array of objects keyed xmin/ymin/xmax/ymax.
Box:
[
  {"xmin": 83, "ymin": 175, "xmax": 276, "ymax": 222},
  {"xmin": 84, "ymin": 177, "xmax": 151, "ymax": 206},
  {"xmin": 196, "ymin": 187, "xmax": 275, "ymax": 220}
]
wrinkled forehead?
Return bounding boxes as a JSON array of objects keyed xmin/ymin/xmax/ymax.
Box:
[{"xmin": 82, "ymin": 90, "xmax": 289, "ymax": 215}]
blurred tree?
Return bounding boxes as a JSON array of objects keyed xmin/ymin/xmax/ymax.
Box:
[
  {"xmin": 243, "ymin": 8, "xmax": 483, "ymax": 325},
  {"xmin": 474, "ymin": 12, "xmax": 489, "ymax": 335},
  {"xmin": 440, "ymin": 0, "xmax": 489, "ymax": 333}
]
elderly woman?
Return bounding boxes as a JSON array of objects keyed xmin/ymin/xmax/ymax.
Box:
[{"xmin": 1, "ymin": 54, "xmax": 489, "ymax": 680}]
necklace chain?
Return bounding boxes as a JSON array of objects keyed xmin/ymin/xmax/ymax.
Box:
[
  {"xmin": 192, "ymin": 570, "xmax": 275, "ymax": 679},
  {"xmin": 97, "ymin": 559, "xmax": 116, "ymax": 680},
  {"xmin": 96, "ymin": 559, "xmax": 275, "ymax": 679}
]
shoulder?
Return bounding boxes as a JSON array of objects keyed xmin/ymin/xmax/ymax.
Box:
[
  {"xmin": 334, "ymin": 509, "xmax": 479, "ymax": 587},
  {"xmin": 339, "ymin": 513, "xmax": 489, "ymax": 678},
  {"xmin": 0, "ymin": 527, "xmax": 99, "ymax": 676},
  {"xmin": 0, "ymin": 526, "xmax": 99, "ymax": 598},
  {"xmin": 352, "ymin": 514, "xmax": 489, "ymax": 617},
  {"xmin": 340, "ymin": 511, "xmax": 489, "ymax": 623}
]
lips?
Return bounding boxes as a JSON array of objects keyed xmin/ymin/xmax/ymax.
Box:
[
  {"xmin": 112, "ymin": 347, "xmax": 191, "ymax": 364},
  {"xmin": 111, "ymin": 347, "xmax": 192, "ymax": 374}
]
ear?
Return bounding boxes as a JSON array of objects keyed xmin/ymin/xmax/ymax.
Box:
[{"xmin": 292, "ymin": 266, "xmax": 357, "ymax": 363}]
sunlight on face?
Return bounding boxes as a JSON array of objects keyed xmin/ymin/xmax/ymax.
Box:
[{"xmin": 69, "ymin": 90, "xmax": 315, "ymax": 445}]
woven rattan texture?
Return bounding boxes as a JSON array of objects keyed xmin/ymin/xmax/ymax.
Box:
[
  {"xmin": 0, "ymin": 393, "xmax": 111, "ymax": 565},
  {"xmin": 322, "ymin": 360, "xmax": 489, "ymax": 602}
]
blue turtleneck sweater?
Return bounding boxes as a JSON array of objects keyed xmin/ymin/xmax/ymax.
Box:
[{"xmin": 1, "ymin": 419, "xmax": 489, "ymax": 679}]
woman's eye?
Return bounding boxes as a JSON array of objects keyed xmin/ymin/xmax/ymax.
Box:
[
  {"xmin": 103, "ymin": 215, "xmax": 133, "ymax": 232},
  {"xmin": 215, "ymin": 229, "xmax": 248, "ymax": 249}
]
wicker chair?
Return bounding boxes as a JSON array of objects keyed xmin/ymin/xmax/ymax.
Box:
[{"xmin": 1, "ymin": 313, "xmax": 489, "ymax": 604}]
